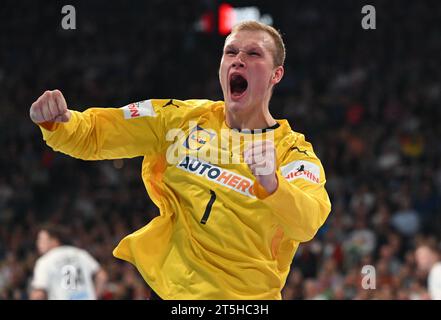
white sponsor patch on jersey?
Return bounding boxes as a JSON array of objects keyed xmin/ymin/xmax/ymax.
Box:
[
  {"xmin": 177, "ymin": 156, "xmax": 256, "ymax": 198},
  {"xmin": 121, "ymin": 100, "xmax": 156, "ymax": 119},
  {"xmin": 281, "ymin": 160, "xmax": 321, "ymax": 184}
]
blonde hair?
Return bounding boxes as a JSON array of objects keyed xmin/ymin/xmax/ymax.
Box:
[{"xmin": 227, "ymin": 21, "xmax": 286, "ymax": 67}]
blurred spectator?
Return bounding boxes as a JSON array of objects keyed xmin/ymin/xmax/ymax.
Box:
[
  {"xmin": 391, "ymin": 199, "xmax": 420, "ymax": 237},
  {"xmin": 415, "ymin": 244, "xmax": 441, "ymax": 299}
]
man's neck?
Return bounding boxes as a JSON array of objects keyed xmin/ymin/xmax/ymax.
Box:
[{"xmin": 225, "ymin": 108, "xmax": 277, "ymax": 130}]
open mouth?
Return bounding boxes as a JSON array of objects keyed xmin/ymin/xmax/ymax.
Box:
[{"xmin": 229, "ymin": 74, "xmax": 248, "ymax": 99}]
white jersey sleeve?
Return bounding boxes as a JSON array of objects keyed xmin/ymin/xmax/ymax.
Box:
[
  {"xmin": 31, "ymin": 259, "xmax": 50, "ymax": 290},
  {"xmin": 428, "ymin": 262, "xmax": 441, "ymax": 300},
  {"xmin": 79, "ymin": 250, "xmax": 100, "ymax": 274}
]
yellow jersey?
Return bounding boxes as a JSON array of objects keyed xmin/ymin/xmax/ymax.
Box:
[{"xmin": 38, "ymin": 99, "xmax": 331, "ymax": 300}]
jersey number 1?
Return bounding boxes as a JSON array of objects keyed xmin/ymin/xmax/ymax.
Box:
[{"xmin": 200, "ymin": 190, "xmax": 216, "ymax": 224}]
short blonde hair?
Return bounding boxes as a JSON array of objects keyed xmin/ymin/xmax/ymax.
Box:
[{"xmin": 227, "ymin": 21, "xmax": 286, "ymax": 67}]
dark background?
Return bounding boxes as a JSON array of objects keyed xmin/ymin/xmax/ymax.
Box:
[{"xmin": 0, "ymin": 0, "xmax": 440, "ymax": 299}]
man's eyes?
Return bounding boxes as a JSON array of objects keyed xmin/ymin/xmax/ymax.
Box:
[{"xmin": 224, "ymin": 50, "xmax": 261, "ymax": 56}]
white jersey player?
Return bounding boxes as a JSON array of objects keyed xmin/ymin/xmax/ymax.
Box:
[{"xmin": 30, "ymin": 225, "xmax": 107, "ymax": 300}]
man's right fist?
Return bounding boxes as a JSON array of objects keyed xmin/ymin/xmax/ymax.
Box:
[{"xmin": 30, "ymin": 90, "xmax": 71, "ymax": 124}]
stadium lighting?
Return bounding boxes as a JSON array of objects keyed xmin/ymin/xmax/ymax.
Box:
[{"xmin": 195, "ymin": 3, "xmax": 273, "ymax": 35}]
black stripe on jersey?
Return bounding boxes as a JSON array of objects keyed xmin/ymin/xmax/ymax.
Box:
[
  {"xmin": 290, "ymin": 146, "xmax": 309, "ymax": 156},
  {"xmin": 200, "ymin": 190, "xmax": 216, "ymax": 224}
]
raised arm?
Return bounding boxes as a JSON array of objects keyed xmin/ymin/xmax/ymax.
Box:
[
  {"xmin": 30, "ymin": 90, "xmax": 72, "ymax": 124},
  {"xmin": 30, "ymin": 90, "xmax": 166, "ymax": 160}
]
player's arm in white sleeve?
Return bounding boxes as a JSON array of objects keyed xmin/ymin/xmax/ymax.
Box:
[
  {"xmin": 82, "ymin": 251, "xmax": 108, "ymax": 299},
  {"xmin": 30, "ymin": 259, "xmax": 49, "ymax": 300},
  {"xmin": 428, "ymin": 263, "xmax": 441, "ymax": 300}
]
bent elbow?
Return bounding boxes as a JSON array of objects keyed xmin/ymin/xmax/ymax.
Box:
[{"xmin": 298, "ymin": 200, "xmax": 332, "ymax": 243}]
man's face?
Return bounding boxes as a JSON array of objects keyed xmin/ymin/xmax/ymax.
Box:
[
  {"xmin": 219, "ymin": 30, "xmax": 283, "ymax": 115},
  {"xmin": 415, "ymin": 246, "xmax": 436, "ymax": 272},
  {"xmin": 36, "ymin": 230, "xmax": 56, "ymax": 255}
]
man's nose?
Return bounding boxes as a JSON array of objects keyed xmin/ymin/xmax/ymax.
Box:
[{"xmin": 232, "ymin": 52, "xmax": 246, "ymax": 68}]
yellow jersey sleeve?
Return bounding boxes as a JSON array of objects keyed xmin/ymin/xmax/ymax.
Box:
[
  {"xmin": 253, "ymin": 133, "xmax": 332, "ymax": 242},
  {"xmin": 37, "ymin": 99, "xmax": 207, "ymax": 160}
]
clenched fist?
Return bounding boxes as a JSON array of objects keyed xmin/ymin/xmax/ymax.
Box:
[
  {"xmin": 30, "ymin": 90, "xmax": 71, "ymax": 124},
  {"xmin": 244, "ymin": 140, "xmax": 278, "ymax": 194}
]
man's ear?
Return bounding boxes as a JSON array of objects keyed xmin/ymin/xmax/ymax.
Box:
[{"xmin": 271, "ymin": 66, "xmax": 284, "ymax": 85}]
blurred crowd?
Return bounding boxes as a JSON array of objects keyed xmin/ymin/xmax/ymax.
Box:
[{"xmin": 1, "ymin": 0, "xmax": 440, "ymax": 299}]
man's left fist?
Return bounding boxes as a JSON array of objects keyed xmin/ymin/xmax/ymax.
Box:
[{"xmin": 243, "ymin": 140, "xmax": 278, "ymax": 194}]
